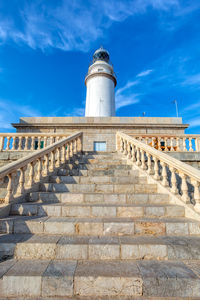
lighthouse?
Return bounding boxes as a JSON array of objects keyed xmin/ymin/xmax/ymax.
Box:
[{"xmin": 85, "ymin": 47, "xmax": 117, "ymax": 117}]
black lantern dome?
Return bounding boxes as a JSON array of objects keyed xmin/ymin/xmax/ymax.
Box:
[{"xmin": 93, "ymin": 47, "xmax": 110, "ymax": 63}]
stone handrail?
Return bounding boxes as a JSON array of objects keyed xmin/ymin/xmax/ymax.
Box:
[
  {"xmin": 0, "ymin": 133, "xmax": 70, "ymax": 151},
  {"xmin": 129, "ymin": 134, "xmax": 200, "ymax": 152},
  {"xmin": 116, "ymin": 132, "xmax": 200, "ymax": 209},
  {"xmin": 0, "ymin": 132, "xmax": 82, "ymax": 203}
]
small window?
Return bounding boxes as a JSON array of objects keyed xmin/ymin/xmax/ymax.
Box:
[
  {"xmin": 94, "ymin": 141, "xmax": 106, "ymax": 151},
  {"xmin": 98, "ymin": 68, "xmax": 103, "ymax": 72}
]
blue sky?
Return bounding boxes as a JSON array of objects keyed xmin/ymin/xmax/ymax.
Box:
[{"xmin": 0, "ymin": 0, "xmax": 200, "ymax": 133}]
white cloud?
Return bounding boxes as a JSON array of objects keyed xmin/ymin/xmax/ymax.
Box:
[
  {"xmin": 188, "ymin": 118, "xmax": 200, "ymax": 128},
  {"xmin": 116, "ymin": 93, "xmax": 140, "ymax": 110},
  {"xmin": 182, "ymin": 73, "xmax": 200, "ymax": 86},
  {"xmin": 0, "ymin": 0, "xmax": 188, "ymax": 52},
  {"xmin": 116, "ymin": 80, "xmax": 139, "ymax": 96},
  {"xmin": 137, "ymin": 69, "xmax": 153, "ymax": 78}
]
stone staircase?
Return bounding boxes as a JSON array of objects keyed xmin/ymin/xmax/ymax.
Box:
[{"xmin": 1, "ymin": 151, "xmax": 200, "ymax": 298}]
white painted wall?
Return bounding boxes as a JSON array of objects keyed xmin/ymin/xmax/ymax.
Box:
[{"xmin": 85, "ymin": 61, "xmax": 116, "ymax": 117}]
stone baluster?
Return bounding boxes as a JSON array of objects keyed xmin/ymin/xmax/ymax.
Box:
[
  {"xmin": 17, "ymin": 167, "xmax": 25, "ymax": 196},
  {"xmin": 77, "ymin": 136, "xmax": 82, "ymax": 153},
  {"xmin": 127, "ymin": 142, "xmax": 132, "ymax": 159},
  {"xmin": 192, "ymin": 179, "xmax": 200, "ymax": 205},
  {"xmin": 70, "ymin": 142, "xmax": 73, "ymax": 157},
  {"xmin": 147, "ymin": 153, "xmax": 153, "ymax": 175},
  {"xmin": 37, "ymin": 136, "xmax": 41, "ymax": 150},
  {"xmin": 152, "ymin": 138, "xmax": 155, "ymax": 149},
  {"xmin": 0, "ymin": 136, "xmax": 4, "ymax": 151},
  {"xmin": 27, "ymin": 162, "xmax": 34, "ymax": 187},
  {"xmin": 180, "ymin": 172, "xmax": 189, "ymax": 203},
  {"xmin": 136, "ymin": 147, "xmax": 141, "ymax": 166},
  {"xmin": 30, "ymin": 137, "xmax": 35, "ymax": 150},
  {"xmin": 56, "ymin": 147, "xmax": 61, "ymax": 167},
  {"xmin": 164, "ymin": 137, "xmax": 169, "ymax": 151},
  {"xmin": 66, "ymin": 143, "xmax": 70, "ymax": 161},
  {"xmin": 6, "ymin": 137, "xmax": 11, "ymax": 150},
  {"xmin": 161, "ymin": 162, "xmax": 168, "ymax": 186},
  {"xmin": 183, "ymin": 137, "xmax": 187, "ymax": 152},
  {"xmin": 61, "ymin": 145, "xmax": 66, "ymax": 164},
  {"xmin": 131, "ymin": 144, "xmax": 136, "ymax": 162},
  {"xmin": 5, "ymin": 173, "xmax": 14, "ymax": 203},
  {"xmin": 119, "ymin": 138, "xmax": 124, "ymax": 153},
  {"xmin": 12, "ymin": 136, "xmax": 16, "ymax": 150},
  {"xmin": 170, "ymin": 167, "xmax": 178, "ymax": 194},
  {"xmin": 196, "ymin": 137, "xmax": 200, "ymax": 152},
  {"xmin": 24, "ymin": 136, "xmax": 29, "ymax": 150},
  {"xmin": 44, "ymin": 136, "xmax": 47, "ymax": 148},
  {"xmin": 43, "ymin": 154, "xmax": 49, "ymax": 176},
  {"xmin": 141, "ymin": 150, "xmax": 146, "ymax": 170},
  {"xmin": 50, "ymin": 151, "xmax": 55, "ymax": 172},
  {"xmin": 123, "ymin": 140, "xmax": 128, "ymax": 155},
  {"xmin": 157, "ymin": 137, "xmax": 162, "ymax": 151},
  {"xmin": 36, "ymin": 158, "xmax": 42, "ymax": 181},
  {"xmin": 18, "ymin": 136, "xmax": 22, "ymax": 150},
  {"xmin": 153, "ymin": 157, "xmax": 160, "ymax": 180},
  {"xmin": 176, "ymin": 137, "xmax": 181, "ymax": 151},
  {"xmin": 189, "ymin": 138, "xmax": 193, "ymax": 152},
  {"xmin": 74, "ymin": 139, "xmax": 77, "ymax": 154},
  {"xmin": 170, "ymin": 137, "xmax": 174, "ymax": 151},
  {"xmin": 50, "ymin": 136, "xmax": 54, "ymax": 145}
]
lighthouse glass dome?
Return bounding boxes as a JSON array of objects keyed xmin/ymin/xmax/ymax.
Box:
[{"xmin": 93, "ymin": 47, "xmax": 110, "ymax": 63}]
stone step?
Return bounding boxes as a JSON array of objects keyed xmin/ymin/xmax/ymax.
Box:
[
  {"xmin": 48, "ymin": 175, "xmax": 147, "ymax": 184},
  {"xmin": 1, "ymin": 216, "xmax": 199, "ymax": 236},
  {"xmin": 39, "ymin": 183, "xmax": 157, "ymax": 193},
  {"xmin": 0, "ymin": 234, "xmax": 196, "ymax": 261},
  {"xmin": 29, "ymin": 192, "xmax": 170, "ymax": 204},
  {"xmin": 10, "ymin": 203, "xmax": 185, "ymax": 218},
  {"xmin": 0, "ymin": 258, "xmax": 200, "ymax": 297},
  {"xmin": 69, "ymin": 158, "xmax": 127, "ymax": 164},
  {"xmin": 59, "ymin": 163, "xmax": 133, "ymax": 170},
  {"xmin": 57, "ymin": 168, "xmax": 140, "ymax": 177}
]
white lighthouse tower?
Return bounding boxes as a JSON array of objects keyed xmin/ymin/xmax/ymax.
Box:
[{"xmin": 85, "ymin": 47, "xmax": 117, "ymax": 117}]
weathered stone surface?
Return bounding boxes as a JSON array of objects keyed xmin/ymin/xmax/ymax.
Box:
[
  {"xmin": 74, "ymin": 261, "xmax": 143, "ymax": 296},
  {"xmin": 117, "ymin": 207, "xmax": 143, "ymax": 218},
  {"xmin": 138, "ymin": 261, "xmax": 200, "ymax": 297},
  {"xmin": 121, "ymin": 244, "xmax": 167, "ymax": 260},
  {"xmin": 62, "ymin": 206, "xmax": 90, "ymax": 217},
  {"xmin": 42, "ymin": 260, "xmax": 77, "ymax": 296},
  {"xmin": 104, "ymin": 222, "xmax": 134, "ymax": 235},
  {"xmin": 135, "ymin": 221, "xmax": 166, "ymax": 235},
  {"xmin": 0, "ymin": 260, "xmax": 49, "ymax": 296},
  {"xmin": 92, "ymin": 206, "xmax": 116, "ymax": 217},
  {"xmin": 89, "ymin": 244, "xmax": 120, "ymax": 259},
  {"xmin": 166, "ymin": 222, "xmax": 188, "ymax": 235},
  {"xmin": 76, "ymin": 222, "xmax": 103, "ymax": 235},
  {"xmin": 44, "ymin": 218, "xmax": 75, "ymax": 234},
  {"xmin": 15, "ymin": 235, "xmax": 60, "ymax": 259}
]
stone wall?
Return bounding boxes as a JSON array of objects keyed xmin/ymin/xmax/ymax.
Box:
[{"xmin": 12, "ymin": 117, "xmax": 188, "ymax": 152}]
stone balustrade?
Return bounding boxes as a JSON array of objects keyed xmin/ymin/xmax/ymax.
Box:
[
  {"xmin": 0, "ymin": 133, "xmax": 70, "ymax": 151},
  {"xmin": 130, "ymin": 134, "xmax": 200, "ymax": 152},
  {"xmin": 117, "ymin": 132, "xmax": 200, "ymax": 210},
  {"xmin": 0, "ymin": 132, "xmax": 82, "ymax": 203}
]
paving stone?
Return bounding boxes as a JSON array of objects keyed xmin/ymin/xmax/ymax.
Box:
[
  {"xmin": 0, "ymin": 260, "xmax": 49, "ymax": 296},
  {"xmin": 138, "ymin": 261, "xmax": 200, "ymax": 297},
  {"xmin": 135, "ymin": 221, "xmax": 166, "ymax": 235},
  {"xmin": 42, "ymin": 260, "xmax": 77, "ymax": 296},
  {"xmin": 103, "ymin": 222, "xmax": 134, "ymax": 235},
  {"xmin": 44, "ymin": 218, "xmax": 75, "ymax": 235},
  {"xmin": 74, "ymin": 261, "xmax": 142, "ymax": 296}
]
